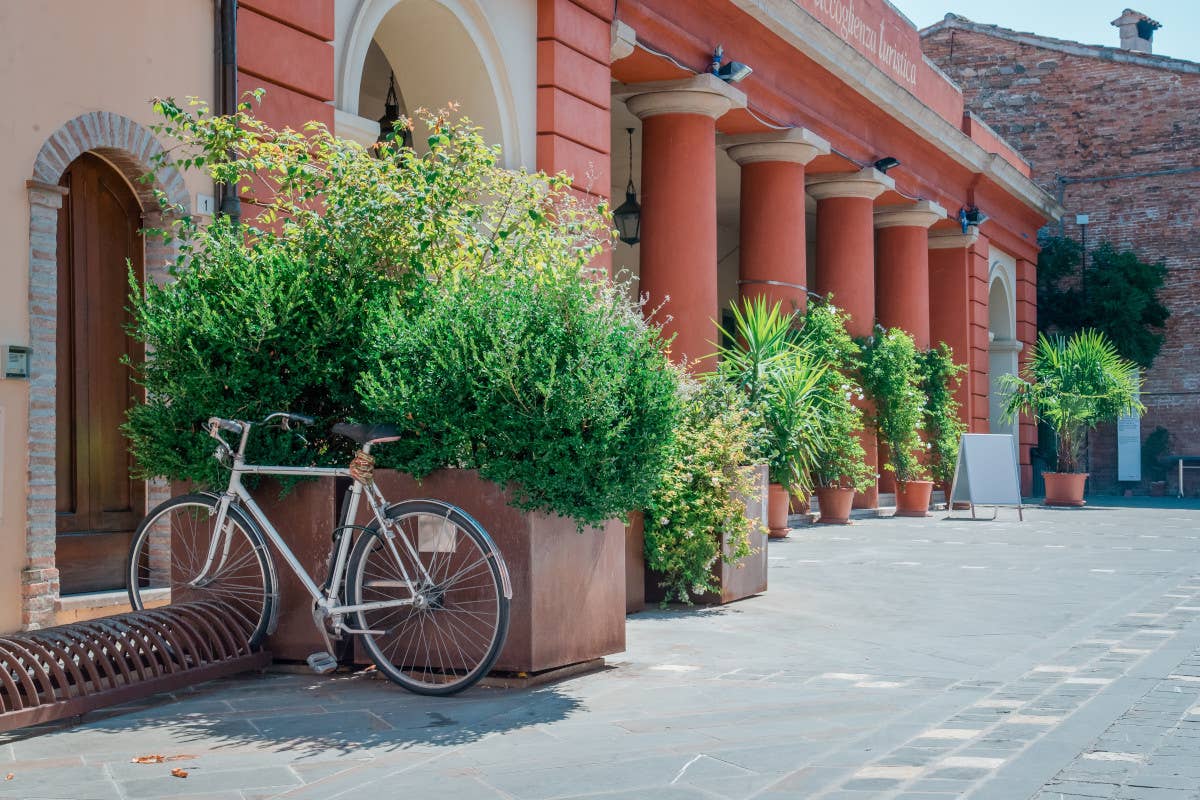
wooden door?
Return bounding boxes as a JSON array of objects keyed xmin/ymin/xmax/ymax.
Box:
[{"xmin": 55, "ymin": 153, "xmax": 145, "ymax": 595}]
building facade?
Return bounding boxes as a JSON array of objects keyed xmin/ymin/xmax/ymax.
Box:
[
  {"xmin": 2, "ymin": 0, "xmax": 1057, "ymax": 633},
  {"xmin": 922, "ymin": 10, "xmax": 1200, "ymax": 493}
]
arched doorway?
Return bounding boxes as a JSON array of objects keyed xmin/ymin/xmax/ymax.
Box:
[
  {"xmin": 54, "ymin": 152, "xmax": 145, "ymax": 594},
  {"xmin": 987, "ymin": 264, "xmax": 1020, "ymax": 440},
  {"xmin": 338, "ymin": 0, "xmax": 530, "ymax": 167}
]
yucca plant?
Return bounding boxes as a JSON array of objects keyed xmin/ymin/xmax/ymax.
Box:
[
  {"xmin": 1000, "ymin": 330, "xmax": 1143, "ymax": 473},
  {"xmin": 715, "ymin": 297, "xmax": 827, "ymax": 495}
]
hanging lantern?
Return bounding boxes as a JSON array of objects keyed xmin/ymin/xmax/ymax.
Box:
[
  {"xmin": 375, "ymin": 71, "xmax": 411, "ymax": 149},
  {"xmin": 613, "ymin": 128, "xmax": 641, "ymax": 245}
]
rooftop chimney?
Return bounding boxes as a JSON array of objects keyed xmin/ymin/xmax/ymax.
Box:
[{"xmin": 1111, "ymin": 8, "xmax": 1161, "ymax": 54}]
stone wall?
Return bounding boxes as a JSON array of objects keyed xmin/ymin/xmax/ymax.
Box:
[{"xmin": 923, "ymin": 24, "xmax": 1200, "ymax": 493}]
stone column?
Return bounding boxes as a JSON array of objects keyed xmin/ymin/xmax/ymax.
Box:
[
  {"xmin": 928, "ymin": 229, "xmax": 981, "ymax": 435},
  {"xmin": 24, "ymin": 180, "xmax": 68, "ymax": 630},
  {"xmin": 874, "ymin": 200, "xmax": 945, "ymax": 349},
  {"xmin": 621, "ymin": 75, "xmax": 745, "ymax": 370},
  {"xmin": 807, "ymin": 168, "xmax": 894, "ymax": 509},
  {"xmin": 721, "ymin": 129, "xmax": 830, "ymax": 315}
]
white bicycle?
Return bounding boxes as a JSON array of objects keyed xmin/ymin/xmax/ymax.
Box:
[{"xmin": 126, "ymin": 412, "xmax": 511, "ymax": 695}]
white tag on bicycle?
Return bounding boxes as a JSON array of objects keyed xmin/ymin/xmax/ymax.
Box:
[{"xmin": 417, "ymin": 515, "xmax": 457, "ymax": 553}]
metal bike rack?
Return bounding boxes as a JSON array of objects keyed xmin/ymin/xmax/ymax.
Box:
[{"xmin": 0, "ymin": 601, "xmax": 270, "ymax": 732}]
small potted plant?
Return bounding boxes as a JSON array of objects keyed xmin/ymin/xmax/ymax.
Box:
[
  {"xmin": 919, "ymin": 344, "xmax": 967, "ymax": 505},
  {"xmin": 1142, "ymin": 427, "xmax": 1170, "ymax": 497},
  {"xmin": 861, "ymin": 326, "xmax": 931, "ymax": 516},
  {"xmin": 799, "ymin": 302, "xmax": 872, "ymax": 524},
  {"xmin": 1000, "ymin": 330, "xmax": 1143, "ymax": 506}
]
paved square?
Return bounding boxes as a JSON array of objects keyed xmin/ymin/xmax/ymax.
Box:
[{"xmin": 5, "ymin": 500, "xmax": 1200, "ymax": 799}]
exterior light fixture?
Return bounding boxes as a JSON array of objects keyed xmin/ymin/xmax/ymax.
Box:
[
  {"xmin": 873, "ymin": 156, "xmax": 901, "ymax": 173},
  {"xmin": 711, "ymin": 45, "xmax": 753, "ymax": 83},
  {"xmin": 613, "ymin": 128, "xmax": 641, "ymax": 246},
  {"xmin": 375, "ymin": 71, "xmax": 412, "ymax": 150},
  {"xmin": 960, "ymin": 206, "xmax": 988, "ymax": 233},
  {"xmin": 964, "ymin": 207, "xmax": 989, "ymax": 226}
]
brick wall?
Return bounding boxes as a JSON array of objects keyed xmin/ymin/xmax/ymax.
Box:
[{"xmin": 923, "ymin": 26, "xmax": 1200, "ymax": 493}]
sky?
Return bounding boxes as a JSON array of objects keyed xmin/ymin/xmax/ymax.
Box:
[{"xmin": 893, "ymin": 0, "xmax": 1200, "ymax": 63}]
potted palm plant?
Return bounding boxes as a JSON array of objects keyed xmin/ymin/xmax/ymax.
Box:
[
  {"xmin": 860, "ymin": 326, "xmax": 932, "ymax": 516},
  {"xmin": 716, "ymin": 298, "xmax": 825, "ymax": 537},
  {"xmin": 1000, "ymin": 330, "xmax": 1142, "ymax": 506},
  {"xmin": 799, "ymin": 301, "xmax": 872, "ymax": 524}
]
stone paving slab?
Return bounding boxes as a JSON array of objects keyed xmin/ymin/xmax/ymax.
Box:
[{"xmin": 4, "ymin": 502, "xmax": 1200, "ymax": 799}]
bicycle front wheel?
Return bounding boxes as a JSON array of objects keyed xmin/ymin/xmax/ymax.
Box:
[
  {"xmin": 346, "ymin": 500, "xmax": 510, "ymax": 695},
  {"xmin": 127, "ymin": 494, "xmax": 275, "ymax": 649}
]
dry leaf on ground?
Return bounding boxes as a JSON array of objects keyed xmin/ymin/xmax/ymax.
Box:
[
  {"xmin": 5, "ymin": 773, "xmax": 13, "ymax": 781},
  {"xmin": 170, "ymin": 768, "xmax": 189, "ymax": 779}
]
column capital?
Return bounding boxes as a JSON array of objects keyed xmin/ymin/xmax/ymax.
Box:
[
  {"xmin": 806, "ymin": 168, "xmax": 895, "ymax": 201},
  {"xmin": 874, "ymin": 200, "xmax": 947, "ymax": 229},
  {"xmin": 611, "ymin": 20, "xmax": 637, "ymax": 61},
  {"xmin": 719, "ymin": 128, "xmax": 831, "ymax": 166},
  {"xmin": 928, "ymin": 228, "xmax": 981, "ymax": 250},
  {"xmin": 616, "ymin": 74, "xmax": 747, "ymax": 120}
]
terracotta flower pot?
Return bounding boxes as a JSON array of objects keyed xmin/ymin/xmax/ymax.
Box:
[
  {"xmin": 894, "ymin": 480, "xmax": 933, "ymax": 517},
  {"xmin": 767, "ymin": 482, "xmax": 790, "ymax": 539},
  {"xmin": 939, "ymin": 480, "xmax": 971, "ymax": 511},
  {"xmin": 1044, "ymin": 472, "xmax": 1088, "ymax": 506},
  {"xmin": 815, "ymin": 486, "xmax": 855, "ymax": 525}
]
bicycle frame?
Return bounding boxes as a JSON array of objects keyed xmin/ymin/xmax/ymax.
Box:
[{"xmin": 197, "ymin": 424, "xmax": 438, "ymax": 632}]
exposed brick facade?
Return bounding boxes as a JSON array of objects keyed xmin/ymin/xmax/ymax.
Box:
[{"xmin": 922, "ymin": 18, "xmax": 1200, "ymax": 494}]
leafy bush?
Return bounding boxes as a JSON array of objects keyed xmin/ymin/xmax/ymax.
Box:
[
  {"xmin": 125, "ymin": 218, "xmax": 395, "ymax": 488},
  {"xmin": 918, "ymin": 344, "xmax": 967, "ymax": 486},
  {"xmin": 1037, "ymin": 236, "xmax": 1169, "ymax": 369},
  {"xmin": 1000, "ymin": 330, "xmax": 1143, "ymax": 473},
  {"xmin": 643, "ymin": 379, "xmax": 762, "ymax": 603},
  {"xmin": 129, "ymin": 98, "xmax": 680, "ymax": 525},
  {"xmin": 798, "ymin": 301, "xmax": 873, "ymax": 491},
  {"xmin": 358, "ymin": 269, "xmax": 681, "ymax": 528},
  {"xmin": 859, "ymin": 326, "xmax": 927, "ymax": 483}
]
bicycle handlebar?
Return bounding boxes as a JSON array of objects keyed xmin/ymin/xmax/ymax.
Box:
[{"xmin": 208, "ymin": 417, "xmax": 245, "ymax": 435}]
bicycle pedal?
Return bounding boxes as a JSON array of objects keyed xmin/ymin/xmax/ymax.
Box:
[{"xmin": 306, "ymin": 652, "xmax": 339, "ymax": 675}]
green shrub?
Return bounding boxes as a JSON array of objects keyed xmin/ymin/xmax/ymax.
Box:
[
  {"xmin": 798, "ymin": 301, "xmax": 873, "ymax": 492},
  {"xmin": 918, "ymin": 344, "xmax": 967, "ymax": 486},
  {"xmin": 358, "ymin": 269, "xmax": 682, "ymax": 528},
  {"xmin": 859, "ymin": 326, "xmax": 927, "ymax": 483},
  {"xmin": 129, "ymin": 98, "xmax": 680, "ymax": 525},
  {"xmin": 643, "ymin": 379, "xmax": 762, "ymax": 603},
  {"xmin": 125, "ymin": 217, "xmax": 396, "ymax": 488}
]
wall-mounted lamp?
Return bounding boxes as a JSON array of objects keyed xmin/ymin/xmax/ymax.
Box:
[
  {"xmin": 959, "ymin": 206, "xmax": 988, "ymax": 233},
  {"xmin": 873, "ymin": 156, "xmax": 901, "ymax": 174},
  {"xmin": 613, "ymin": 128, "xmax": 641, "ymax": 245},
  {"xmin": 711, "ymin": 45, "xmax": 753, "ymax": 83}
]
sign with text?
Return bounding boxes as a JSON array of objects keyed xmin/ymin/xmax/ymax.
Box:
[
  {"xmin": 1117, "ymin": 371, "xmax": 1142, "ymax": 482},
  {"xmin": 796, "ymin": 0, "xmax": 922, "ymax": 88}
]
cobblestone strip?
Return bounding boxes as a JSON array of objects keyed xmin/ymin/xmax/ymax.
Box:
[{"xmin": 816, "ymin": 575, "xmax": 1200, "ymax": 798}]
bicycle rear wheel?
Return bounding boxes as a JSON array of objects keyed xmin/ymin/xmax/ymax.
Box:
[
  {"xmin": 346, "ymin": 500, "xmax": 509, "ymax": 695},
  {"xmin": 126, "ymin": 494, "xmax": 275, "ymax": 648}
]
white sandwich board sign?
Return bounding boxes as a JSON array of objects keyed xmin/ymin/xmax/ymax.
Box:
[{"xmin": 947, "ymin": 433, "xmax": 1024, "ymax": 520}]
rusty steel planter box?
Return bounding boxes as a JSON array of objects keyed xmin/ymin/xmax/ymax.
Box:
[
  {"xmin": 368, "ymin": 469, "xmax": 626, "ymax": 675},
  {"xmin": 625, "ymin": 511, "xmax": 646, "ymax": 614},
  {"xmin": 645, "ymin": 465, "xmax": 769, "ymax": 606}
]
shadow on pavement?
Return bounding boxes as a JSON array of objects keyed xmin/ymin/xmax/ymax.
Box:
[{"xmin": 2, "ymin": 668, "xmax": 585, "ymax": 757}]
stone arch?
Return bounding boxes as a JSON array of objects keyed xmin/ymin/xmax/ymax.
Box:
[
  {"xmin": 987, "ymin": 255, "xmax": 1020, "ymax": 439},
  {"xmin": 23, "ymin": 112, "xmax": 188, "ymax": 629},
  {"xmin": 337, "ymin": 0, "xmax": 524, "ymax": 166}
]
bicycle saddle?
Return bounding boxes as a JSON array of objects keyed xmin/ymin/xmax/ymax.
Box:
[{"xmin": 331, "ymin": 422, "xmax": 403, "ymax": 445}]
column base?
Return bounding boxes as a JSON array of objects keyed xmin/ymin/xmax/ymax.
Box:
[{"xmin": 22, "ymin": 566, "xmax": 61, "ymax": 630}]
